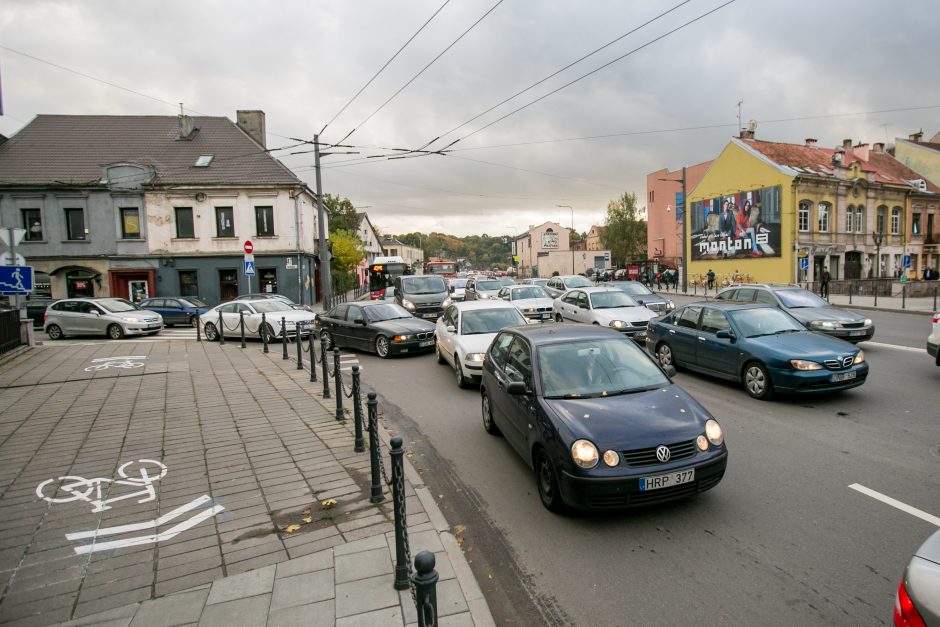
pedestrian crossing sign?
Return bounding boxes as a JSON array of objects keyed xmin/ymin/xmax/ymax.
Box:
[{"xmin": 244, "ymin": 260, "xmax": 256, "ymax": 276}]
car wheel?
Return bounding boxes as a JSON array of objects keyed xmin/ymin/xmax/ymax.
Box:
[
  {"xmin": 743, "ymin": 361, "xmax": 774, "ymax": 400},
  {"xmin": 455, "ymin": 357, "xmax": 469, "ymax": 388},
  {"xmin": 321, "ymin": 330, "xmax": 334, "ymax": 351},
  {"xmin": 375, "ymin": 335, "xmax": 390, "ymax": 358},
  {"xmin": 107, "ymin": 324, "xmax": 125, "ymax": 340},
  {"xmin": 436, "ymin": 341, "xmax": 446, "ymax": 364},
  {"xmin": 555, "ymin": 313, "xmax": 563, "ymax": 323},
  {"xmin": 259, "ymin": 323, "xmax": 276, "ymax": 343},
  {"xmin": 535, "ymin": 449, "xmax": 565, "ymax": 513},
  {"xmin": 656, "ymin": 343, "xmax": 674, "ymax": 368},
  {"xmin": 189, "ymin": 316, "xmax": 198, "ymax": 327},
  {"xmin": 203, "ymin": 322, "xmax": 219, "ymax": 342},
  {"xmin": 46, "ymin": 324, "xmax": 63, "ymax": 340},
  {"xmin": 481, "ymin": 390, "xmax": 500, "ymax": 435}
]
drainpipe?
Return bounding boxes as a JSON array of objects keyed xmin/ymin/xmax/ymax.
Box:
[{"xmin": 294, "ymin": 188, "xmax": 302, "ymax": 305}]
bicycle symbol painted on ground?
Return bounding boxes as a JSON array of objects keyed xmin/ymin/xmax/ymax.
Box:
[
  {"xmin": 36, "ymin": 459, "xmax": 167, "ymax": 513},
  {"xmin": 84, "ymin": 356, "xmax": 147, "ymax": 372}
]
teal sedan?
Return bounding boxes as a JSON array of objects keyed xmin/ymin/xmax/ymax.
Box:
[{"xmin": 646, "ymin": 302, "xmax": 868, "ymax": 400}]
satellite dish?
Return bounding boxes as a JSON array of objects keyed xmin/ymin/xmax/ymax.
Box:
[{"xmin": 747, "ymin": 119, "xmax": 757, "ymax": 131}]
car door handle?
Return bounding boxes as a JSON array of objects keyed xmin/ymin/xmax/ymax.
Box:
[
  {"xmin": 668, "ymin": 329, "xmax": 675, "ymax": 334},
  {"xmin": 698, "ymin": 337, "xmax": 705, "ymax": 341}
]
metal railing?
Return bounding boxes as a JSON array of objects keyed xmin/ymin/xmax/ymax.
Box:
[{"xmin": 0, "ymin": 310, "xmax": 21, "ymax": 357}]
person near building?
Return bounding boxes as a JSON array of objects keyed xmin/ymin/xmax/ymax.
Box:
[
  {"xmin": 707, "ymin": 269, "xmax": 715, "ymax": 291},
  {"xmin": 820, "ymin": 267, "xmax": 831, "ymax": 299},
  {"xmin": 655, "ymin": 270, "xmax": 663, "ymax": 290}
]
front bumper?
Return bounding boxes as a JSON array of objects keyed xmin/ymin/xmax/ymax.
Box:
[
  {"xmin": 769, "ymin": 362, "xmax": 869, "ymax": 394},
  {"xmin": 124, "ymin": 322, "xmax": 164, "ymax": 335},
  {"xmin": 927, "ymin": 340, "xmax": 939, "ymax": 359},
  {"xmin": 558, "ymin": 450, "xmax": 728, "ymax": 510},
  {"xmin": 390, "ymin": 337, "xmax": 436, "ymax": 355},
  {"xmin": 815, "ymin": 326, "xmax": 875, "ymax": 342}
]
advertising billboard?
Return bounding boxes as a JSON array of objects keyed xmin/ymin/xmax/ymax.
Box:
[{"xmin": 690, "ymin": 185, "xmax": 781, "ymax": 261}]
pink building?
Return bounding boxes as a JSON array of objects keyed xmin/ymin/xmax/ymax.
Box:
[{"xmin": 646, "ymin": 161, "xmax": 712, "ymax": 267}]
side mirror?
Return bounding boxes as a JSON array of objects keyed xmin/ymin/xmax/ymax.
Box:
[
  {"xmin": 446, "ymin": 325, "xmax": 456, "ymax": 333},
  {"xmin": 716, "ymin": 329, "xmax": 734, "ymax": 341},
  {"xmin": 663, "ymin": 364, "xmax": 677, "ymax": 378},
  {"xmin": 449, "ymin": 286, "xmax": 455, "ymax": 292},
  {"xmin": 506, "ymin": 381, "xmax": 528, "ymax": 395},
  {"xmin": 357, "ymin": 319, "xmax": 367, "ymax": 326}
]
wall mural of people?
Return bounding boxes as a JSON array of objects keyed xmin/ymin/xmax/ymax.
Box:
[{"xmin": 690, "ymin": 185, "xmax": 782, "ymax": 261}]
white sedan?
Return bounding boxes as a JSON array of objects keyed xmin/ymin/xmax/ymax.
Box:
[
  {"xmin": 496, "ymin": 284, "xmax": 555, "ymax": 321},
  {"xmin": 552, "ymin": 286, "xmax": 656, "ymax": 342},
  {"xmin": 200, "ymin": 300, "xmax": 316, "ymax": 342},
  {"xmin": 435, "ymin": 301, "xmax": 527, "ymax": 388}
]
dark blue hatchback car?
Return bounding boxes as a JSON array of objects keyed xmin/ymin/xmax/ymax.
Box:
[
  {"xmin": 646, "ymin": 301, "xmax": 869, "ymax": 400},
  {"xmin": 480, "ymin": 324, "xmax": 727, "ymax": 512},
  {"xmin": 138, "ymin": 297, "xmax": 209, "ymax": 327}
]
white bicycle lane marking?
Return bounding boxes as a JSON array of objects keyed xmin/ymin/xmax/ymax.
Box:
[
  {"xmin": 84, "ymin": 355, "xmax": 148, "ymax": 372},
  {"xmin": 849, "ymin": 483, "xmax": 940, "ymax": 527}
]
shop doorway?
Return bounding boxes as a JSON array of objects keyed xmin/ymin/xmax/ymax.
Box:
[
  {"xmin": 845, "ymin": 252, "xmax": 862, "ymax": 280},
  {"xmin": 219, "ymin": 269, "xmax": 238, "ymax": 301},
  {"xmin": 129, "ymin": 280, "xmax": 149, "ymax": 304}
]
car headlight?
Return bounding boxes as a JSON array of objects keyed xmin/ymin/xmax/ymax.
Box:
[
  {"xmin": 602, "ymin": 450, "xmax": 620, "ymax": 467},
  {"xmin": 120, "ymin": 316, "xmax": 137, "ymax": 323},
  {"xmin": 810, "ymin": 320, "xmax": 838, "ymax": 329},
  {"xmin": 863, "ymin": 318, "xmax": 872, "ymax": 326},
  {"xmin": 705, "ymin": 419, "xmax": 723, "ymax": 446},
  {"xmin": 402, "ymin": 299, "xmax": 416, "ymax": 311},
  {"xmin": 609, "ymin": 320, "xmax": 627, "ymax": 329},
  {"xmin": 666, "ymin": 301, "xmax": 676, "ymax": 310},
  {"xmin": 392, "ymin": 335, "xmax": 414, "ymax": 342},
  {"xmin": 523, "ymin": 307, "xmax": 535, "ymax": 313},
  {"xmin": 465, "ymin": 352, "xmax": 486, "ymax": 362},
  {"xmin": 853, "ymin": 350, "xmax": 865, "ymax": 364},
  {"xmin": 790, "ymin": 359, "xmax": 824, "ymax": 371},
  {"xmin": 478, "ymin": 293, "xmax": 489, "ymax": 299},
  {"xmin": 442, "ymin": 297, "xmax": 453, "ymax": 307},
  {"xmin": 696, "ymin": 435, "xmax": 709, "ymax": 452},
  {"xmin": 571, "ymin": 440, "xmax": 599, "ymax": 469}
]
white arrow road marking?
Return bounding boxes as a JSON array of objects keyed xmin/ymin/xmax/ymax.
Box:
[
  {"xmin": 66, "ymin": 494, "xmax": 212, "ymax": 540},
  {"xmin": 849, "ymin": 483, "xmax": 940, "ymax": 527}
]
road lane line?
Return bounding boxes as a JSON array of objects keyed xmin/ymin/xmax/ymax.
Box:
[
  {"xmin": 865, "ymin": 342, "xmax": 926, "ymax": 353},
  {"xmin": 849, "ymin": 483, "xmax": 940, "ymax": 527}
]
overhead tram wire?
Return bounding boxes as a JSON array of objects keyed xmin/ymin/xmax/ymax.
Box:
[
  {"xmin": 440, "ymin": 0, "xmax": 738, "ymax": 150},
  {"xmin": 426, "ymin": 0, "xmax": 692, "ymax": 149},
  {"xmin": 334, "ymin": 0, "xmax": 506, "ymax": 146},
  {"xmin": 319, "ymin": 0, "xmax": 453, "ymax": 136}
]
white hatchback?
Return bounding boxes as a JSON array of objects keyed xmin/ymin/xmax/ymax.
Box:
[
  {"xmin": 552, "ymin": 286, "xmax": 656, "ymax": 342},
  {"xmin": 928, "ymin": 310, "xmax": 940, "ymax": 366},
  {"xmin": 435, "ymin": 301, "xmax": 527, "ymax": 388}
]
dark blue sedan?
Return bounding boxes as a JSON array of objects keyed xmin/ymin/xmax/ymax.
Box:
[
  {"xmin": 138, "ymin": 297, "xmax": 209, "ymax": 327},
  {"xmin": 646, "ymin": 302, "xmax": 869, "ymax": 400},
  {"xmin": 480, "ymin": 324, "xmax": 727, "ymax": 512}
]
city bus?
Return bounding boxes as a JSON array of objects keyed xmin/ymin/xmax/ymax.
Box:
[
  {"xmin": 368, "ymin": 256, "xmax": 409, "ymax": 300},
  {"xmin": 424, "ymin": 257, "xmax": 457, "ymax": 278}
]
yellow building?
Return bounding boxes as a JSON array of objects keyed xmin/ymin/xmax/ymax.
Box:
[{"xmin": 686, "ymin": 133, "xmax": 939, "ymax": 286}]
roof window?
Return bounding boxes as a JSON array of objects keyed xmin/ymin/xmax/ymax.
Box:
[{"xmin": 194, "ymin": 155, "xmax": 214, "ymax": 167}]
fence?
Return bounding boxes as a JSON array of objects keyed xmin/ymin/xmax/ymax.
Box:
[{"xmin": 0, "ymin": 310, "xmax": 22, "ymax": 357}]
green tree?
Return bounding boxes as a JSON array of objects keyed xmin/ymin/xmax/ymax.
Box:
[
  {"xmin": 323, "ymin": 194, "xmax": 360, "ymax": 234},
  {"xmin": 330, "ymin": 229, "xmax": 365, "ymax": 292},
  {"xmin": 601, "ymin": 192, "xmax": 647, "ymax": 265}
]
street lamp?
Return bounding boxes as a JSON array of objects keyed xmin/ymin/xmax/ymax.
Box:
[
  {"xmin": 658, "ymin": 167, "xmax": 688, "ymax": 292},
  {"xmin": 872, "ymin": 230, "xmax": 884, "ymax": 279},
  {"xmin": 556, "ymin": 204, "xmax": 575, "ymax": 274}
]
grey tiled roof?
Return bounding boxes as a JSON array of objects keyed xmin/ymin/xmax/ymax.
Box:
[{"xmin": 0, "ymin": 114, "xmax": 303, "ymax": 186}]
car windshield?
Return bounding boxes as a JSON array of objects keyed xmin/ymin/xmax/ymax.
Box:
[
  {"xmin": 98, "ymin": 299, "xmax": 139, "ymax": 313},
  {"xmin": 365, "ymin": 303, "xmax": 413, "ymax": 322},
  {"xmin": 449, "ymin": 279, "xmax": 468, "ymax": 288},
  {"xmin": 461, "ymin": 308, "xmax": 525, "ymax": 335},
  {"xmin": 181, "ymin": 298, "xmax": 207, "ymax": 307},
  {"xmin": 613, "ymin": 282, "xmax": 653, "ymax": 296},
  {"xmin": 498, "ymin": 278, "xmax": 516, "ymax": 286},
  {"xmin": 530, "ymin": 279, "xmax": 549, "ymax": 287},
  {"xmin": 476, "ymin": 280, "xmax": 502, "ymax": 291},
  {"xmin": 401, "ymin": 277, "xmax": 446, "ymax": 294},
  {"xmin": 539, "ymin": 338, "xmax": 668, "ymax": 399},
  {"xmin": 510, "ymin": 287, "xmax": 548, "ymax": 300},
  {"xmin": 728, "ymin": 307, "xmax": 805, "ymax": 338},
  {"xmin": 775, "ymin": 289, "xmax": 829, "ymax": 308},
  {"xmin": 565, "ymin": 276, "xmax": 593, "ymax": 288},
  {"xmin": 251, "ymin": 300, "xmax": 296, "ymax": 313},
  {"xmin": 589, "ymin": 291, "xmax": 638, "ymax": 309}
]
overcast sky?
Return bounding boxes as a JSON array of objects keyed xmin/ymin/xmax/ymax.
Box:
[{"xmin": 2, "ymin": 0, "xmax": 938, "ymax": 236}]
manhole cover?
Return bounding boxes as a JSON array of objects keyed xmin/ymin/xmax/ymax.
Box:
[{"xmin": 930, "ymin": 445, "xmax": 940, "ymax": 460}]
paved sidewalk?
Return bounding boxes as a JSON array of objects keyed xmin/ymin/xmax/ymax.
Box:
[{"xmin": 0, "ymin": 338, "xmax": 493, "ymax": 626}]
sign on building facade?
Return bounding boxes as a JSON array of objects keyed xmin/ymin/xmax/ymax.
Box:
[{"xmin": 689, "ymin": 185, "xmax": 782, "ymax": 261}]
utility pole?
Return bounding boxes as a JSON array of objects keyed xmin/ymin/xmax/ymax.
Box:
[
  {"xmin": 315, "ymin": 135, "xmax": 332, "ymax": 310},
  {"xmin": 681, "ymin": 166, "xmax": 687, "ymax": 292}
]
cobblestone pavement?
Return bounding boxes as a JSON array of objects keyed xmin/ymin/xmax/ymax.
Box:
[{"xmin": 0, "ymin": 338, "xmax": 493, "ymax": 626}]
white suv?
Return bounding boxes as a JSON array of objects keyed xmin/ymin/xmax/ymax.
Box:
[{"xmin": 928, "ymin": 311, "xmax": 940, "ymax": 366}]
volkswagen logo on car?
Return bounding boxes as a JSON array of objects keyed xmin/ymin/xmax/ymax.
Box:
[{"xmin": 656, "ymin": 445, "xmax": 671, "ymax": 463}]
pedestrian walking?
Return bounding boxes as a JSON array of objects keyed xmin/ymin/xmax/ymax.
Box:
[
  {"xmin": 672, "ymin": 268, "xmax": 679, "ymax": 290},
  {"xmin": 820, "ymin": 267, "xmax": 831, "ymax": 299},
  {"xmin": 655, "ymin": 270, "xmax": 663, "ymax": 290},
  {"xmin": 707, "ymin": 269, "xmax": 715, "ymax": 291}
]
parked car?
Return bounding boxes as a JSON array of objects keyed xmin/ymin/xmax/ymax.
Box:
[
  {"xmin": 314, "ymin": 301, "xmax": 435, "ymax": 358},
  {"xmin": 543, "ymin": 275, "xmax": 593, "ymax": 299},
  {"xmin": 608, "ymin": 281, "xmax": 676, "ymax": 314},
  {"xmin": 436, "ymin": 301, "xmax": 527, "ymax": 387},
  {"xmin": 497, "ymin": 284, "xmax": 555, "ymax": 321},
  {"xmin": 714, "ymin": 284, "xmax": 874, "ymax": 343},
  {"xmin": 521, "ymin": 278, "xmax": 550, "ymax": 289},
  {"xmin": 480, "ymin": 324, "xmax": 727, "ymax": 511},
  {"xmin": 200, "ymin": 300, "xmax": 314, "ymax": 342},
  {"xmin": 894, "ymin": 529, "xmax": 940, "ymax": 626},
  {"xmin": 928, "ymin": 311, "xmax": 940, "ymax": 366},
  {"xmin": 44, "ymin": 298, "xmax": 163, "ymax": 340},
  {"xmin": 234, "ymin": 292, "xmax": 314, "ymax": 312},
  {"xmin": 446, "ymin": 278, "xmax": 468, "ymax": 302},
  {"xmin": 21, "ymin": 297, "xmax": 55, "ymax": 328},
  {"xmin": 138, "ymin": 297, "xmax": 209, "ymax": 327},
  {"xmin": 646, "ymin": 301, "xmax": 868, "ymax": 400},
  {"xmin": 464, "ymin": 277, "xmax": 504, "ymax": 301},
  {"xmin": 552, "ymin": 287, "xmax": 656, "ymax": 342},
  {"xmin": 395, "ymin": 275, "xmax": 449, "ymax": 321}
]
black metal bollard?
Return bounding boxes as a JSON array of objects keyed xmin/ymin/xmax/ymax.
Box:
[
  {"xmin": 390, "ymin": 436, "xmax": 409, "ymax": 590},
  {"xmin": 282, "ymin": 317, "xmax": 289, "ymax": 360},
  {"xmin": 239, "ymin": 311, "xmax": 246, "ymax": 348},
  {"xmin": 849, "ymin": 282, "xmax": 853, "ymax": 305},
  {"xmin": 934, "ymin": 286, "xmax": 938, "ymax": 311},
  {"xmin": 902, "ymin": 283, "xmax": 907, "ymax": 309},
  {"xmin": 413, "ymin": 551, "xmax": 439, "ymax": 627},
  {"xmin": 219, "ymin": 310, "xmax": 225, "ymax": 345},
  {"xmin": 368, "ymin": 393, "xmax": 383, "ymax": 503},
  {"xmin": 309, "ymin": 331, "xmax": 317, "ymax": 382},
  {"xmin": 352, "ymin": 366, "xmax": 364, "ymax": 453},
  {"xmin": 261, "ymin": 313, "xmax": 269, "ymax": 353},
  {"xmin": 333, "ymin": 347, "xmax": 344, "ymax": 421},
  {"xmin": 874, "ymin": 284, "xmax": 879, "ymax": 307},
  {"xmin": 320, "ymin": 334, "xmax": 331, "ymax": 398},
  {"xmin": 195, "ymin": 312, "xmax": 201, "ymax": 342},
  {"xmin": 296, "ymin": 323, "xmax": 304, "ymax": 369}
]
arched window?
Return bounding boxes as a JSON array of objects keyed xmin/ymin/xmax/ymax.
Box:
[
  {"xmin": 891, "ymin": 207, "xmax": 902, "ymax": 235},
  {"xmin": 876, "ymin": 205, "xmax": 888, "ymax": 234},
  {"xmin": 817, "ymin": 202, "xmax": 831, "ymax": 233},
  {"xmin": 798, "ymin": 201, "xmax": 810, "ymax": 232}
]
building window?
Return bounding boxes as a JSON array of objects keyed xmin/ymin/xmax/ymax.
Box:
[
  {"xmin": 255, "ymin": 206, "xmax": 274, "ymax": 236},
  {"xmin": 65, "ymin": 208, "xmax": 86, "ymax": 240},
  {"xmin": 817, "ymin": 203, "xmax": 830, "ymax": 233},
  {"xmin": 912, "ymin": 213, "xmax": 921, "ymax": 235},
  {"xmin": 258, "ymin": 267, "xmax": 277, "ymax": 293},
  {"xmin": 216, "ymin": 207, "xmax": 234, "ymax": 237},
  {"xmin": 120, "ymin": 208, "xmax": 141, "ymax": 239},
  {"xmin": 855, "ymin": 207, "xmax": 864, "ymax": 233},
  {"xmin": 178, "ymin": 271, "xmax": 198, "ymax": 297},
  {"xmin": 798, "ymin": 201, "xmax": 810, "ymax": 232},
  {"xmin": 22, "ymin": 209, "xmax": 43, "ymax": 241},
  {"xmin": 175, "ymin": 207, "xmax": 195, "ymax": 238},
  {"xmin": 876, "ymin": 206, "xmax": 887, "ymax": 234},
  {"xmin": 890, "ymin": 207, "xmax": 901, "ymax": 235}
]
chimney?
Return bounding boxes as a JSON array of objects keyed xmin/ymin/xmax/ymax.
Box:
[
  {"xmin": 177, "ymin": 114, "xmax": 198, "ymax": 140},
  {"xmin": 873, "ymin": 142, "xmax": 885, "ymax": 154},
  {"xmin": 739, "ymin": 128, "xmax": 755, "ymax": 139},
  {"xmin": 805, "ymin": 138, "xmax": 817, "ymax": 148},
  {"xmin": 853, "ymin": 143, "xmax": 870, "ymax": 161},
  {"xmin": 236, "ymin": 110, "xmax": 266, "ymax": 148},
  {"xmin": 842, "ymin": 139, "xmax": 853, "ymax": 150},
  {"xmin": 908, "ymin": 130, "xmax": 923, "ymax": 143}
]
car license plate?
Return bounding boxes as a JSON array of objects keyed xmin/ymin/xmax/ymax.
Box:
[
  {"xmin": 848, "ymin": 330, "xmax": 866, "ymax": 337},
  {"xmin": 148, "ymin": 324, "xmax": 161, "ymax": 329},
  {"xmin": 422, "ymin": 313, "xmax": 437, "ymax": 319},
  {"xmin": 831, "ymin": 371, "xmax": 857, "ymax": 383},
  {"xmin": 418, "ymin": 340, "xmax": 433, "ymax": 347},
  {"xmin": 639, "ymin": 468, "xmax": 694, "ymax": 491}
]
